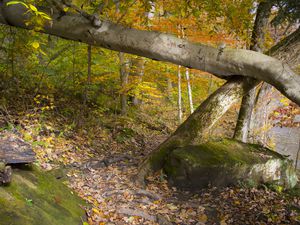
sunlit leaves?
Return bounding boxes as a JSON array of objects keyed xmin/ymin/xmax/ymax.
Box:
[
  {"xmin": 6, "ymin": 0, "xmax": 52, "ymax": 31},
  {"xmin": 31, "ymin": 41, "xmax": 39, "ymax": 49},
  {"xmin": 6, "ymin": 0, "xmax": 28, "ymax": 8}
]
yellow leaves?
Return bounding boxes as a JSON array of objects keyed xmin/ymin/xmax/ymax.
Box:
[
  {"xmin": 198, "ymin": 213, "xmax": 208, "ymax": 223},
  {"xmin": 6, "ymin": 1, "xmax": 28, "ymax": 8},
  {"xmin": 29, "ymin": 4, "xmax": 37, "ymax": 12},
  {"xmin": 92, "ymin": 208, "xmax": 106, "ymax": 218},
  {"xmin": 234, "ymin": 200, "xmax": 240, "ymax": 205},
  {"xmin": 166, "ymin": 203, "xmax": 178, "ymax": 210},
  {"xmin": 8, "ymin": 1, "xmax": 52, "ymax": 30},
  {"xmin": 280, "ymin": 98, "xmax": 290, "ymax": 106},
  {"xmin": 220, "ymin": 219, "xmax": 227, "ymax": 225},
  {"xmin": 31, "ymin": 41, "xmax": 40, "ymax": 49}
]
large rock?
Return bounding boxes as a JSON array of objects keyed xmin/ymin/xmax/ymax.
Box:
[
  {"xmin": 164, "ymin": 139, "xmax": 298, "ymax": 190},
  {"xmin": 0, "ymin": 166, "xmax": 87, "ymax": 225}
]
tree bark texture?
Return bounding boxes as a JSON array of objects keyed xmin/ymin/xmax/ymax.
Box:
[
  {"xmin": 0, "ymin": 1, "xmax": 299, "ymax": 105},
  {"xmin": 233, "ymin": 1, "xmax": 273, "ymax": 142},
  {"xmin": 136, "ymin": 77, "xmax": 260, "ymax": 185},
  {"xmin": 136, "ymin": 28, "xmax": 300, "ymax": 185}
]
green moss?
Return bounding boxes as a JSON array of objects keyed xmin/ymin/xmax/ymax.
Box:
[
  {"xmin": 149, "ymin": 138, "xmax": 180, "ymax": 171},
  {"xmin": 0, "ymin": 166, "xmax": 87, "ymax": 225},
  {"xmin": 164, "ymin": 139, "xmax": 298, "ymax": 190},
  {"xmin": 171, "ymin": 139, "xmax": 269, "ymax": 168}
]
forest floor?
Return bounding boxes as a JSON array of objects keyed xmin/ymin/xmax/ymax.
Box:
[
  {"xmin": 1, "ymin": 109, "xmax": 300, "ymax": 225},
  {"xmin": 67, "ymin": 137, "xmax": 300, "ymax": 225}
]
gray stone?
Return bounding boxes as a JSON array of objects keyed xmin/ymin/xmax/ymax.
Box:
[{"xmin": 164, "ymin": 139, "xmax": 298, "ymax": 190}]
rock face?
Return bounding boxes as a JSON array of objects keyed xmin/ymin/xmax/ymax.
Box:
[
  {"xmin": 0, "ymin": 166, "xmax": 87, "ymax": 225},
  {"xmin": 164, "ymin": 139, "xmax": 298, "ymax": 190},
  {"xmin": 0, "ymin": 131, "xmax": 36, "ymax": 164}
]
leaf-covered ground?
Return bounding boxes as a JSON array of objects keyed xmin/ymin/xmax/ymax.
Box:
[
  {"xmin": 68, "ymin": 148, "xmax": 300, "ymax": 225},
  {"xmin": 1, "ymin": 113, "xmax": 300, "ymax": 225}
]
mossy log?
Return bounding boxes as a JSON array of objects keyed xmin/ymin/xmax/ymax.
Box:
[
  {"xmin": 0, "ymin": 166, "xmax": 87, "ymax": 225},
  {"xmin": 164, "ymin": 139, "xmax": 298, "ymax": 190}
]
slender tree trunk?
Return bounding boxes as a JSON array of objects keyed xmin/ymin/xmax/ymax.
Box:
[
  {"xmin": 132, "ymin": 57, "xmax": 144, "ymax": 106},
  {"xmin": 177, "ymin": 65, "xmax": 183, "ymax": 123},
  {"xmin": 72, "ymin": 43, "xmax": 76, "ymax": 86},
  {"xmin": 166, "ymin": 71, "xmax": 173, "ymax": 102},
  {"xmin": 83, "ymin": 44, "xmax": 92, "ymax": 106},
  {"xmin": 185, "ymin": 68, "xmax": 194, "ymax": 114},
  {"xmin": 233, "ymin": 1, "xmax": 273, "ymax": 142},
  {"xmin": 207, "ymin": 74, "xmax": 213, "ymax": 95},
  {"xmin": 119, "ymin": 52, "xmax": 129, "ymax": 115}
]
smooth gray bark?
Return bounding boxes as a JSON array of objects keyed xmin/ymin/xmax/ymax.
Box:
[
  {"xmin": 0, "ymin": 2, "xmax": 299, "ymax": 105},
  {"xmin": 136, "ymin": 77, "xmax": 260, "ymax": 185},
  {"xmin": 136, "ymin": 27, "xmax": 300, "ymax": 185},
  {"xmin": 234, "ymin": 1, "xmax": 273, "ymax": 142}
]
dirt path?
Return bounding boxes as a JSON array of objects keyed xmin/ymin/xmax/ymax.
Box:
[{"xmin": 66, "ymin": 135, "xmax": 300, "ymax": 225}]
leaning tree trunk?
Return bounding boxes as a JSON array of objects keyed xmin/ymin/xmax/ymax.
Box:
[
  {"xmin": 235, "ymin": 26, "xmax": 300, "ymax": 142},
  {"xmin": 136, "ymin": 27, "xmax": 300, "ymax": 185},
  {"xmin": 136, "ymin": 77, "xmax": 259, "ymax": 185},
  {"xmin": 0, "ymin": 1, "xmax": 299, "ymax": 105},
  {"xmin": 233, "ymin": 1, "xmax": 272, "ymax": 142}
]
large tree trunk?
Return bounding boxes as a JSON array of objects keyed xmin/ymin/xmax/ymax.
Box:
[
  {"xmin": 233, "ymin": 1, "xmax": 272, "ymax": 142},
  {"xmin": 136, "ymin": 77, "xmax": 259, "ymax": 185},
  {"xmin": 136, "ymin": 27, "xmax": 300, "ymax": 185},
  {"xmin": 0, "ymin": 1, "xmax": 299, "ymax": 105}
]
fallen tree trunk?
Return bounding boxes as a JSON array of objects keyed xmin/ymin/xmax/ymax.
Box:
[{"xmin": 0, "ymin": 1, "xmax": 299, "ymax": 105}]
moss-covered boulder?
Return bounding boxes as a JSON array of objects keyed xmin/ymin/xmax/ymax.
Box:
[
  {"xmin": 164, "ymin": 139, "xmax": 298, "ymax": 190},
  {"xmin": 0, "ymin": 166, "xmax": 87, "ymax": 225}
]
